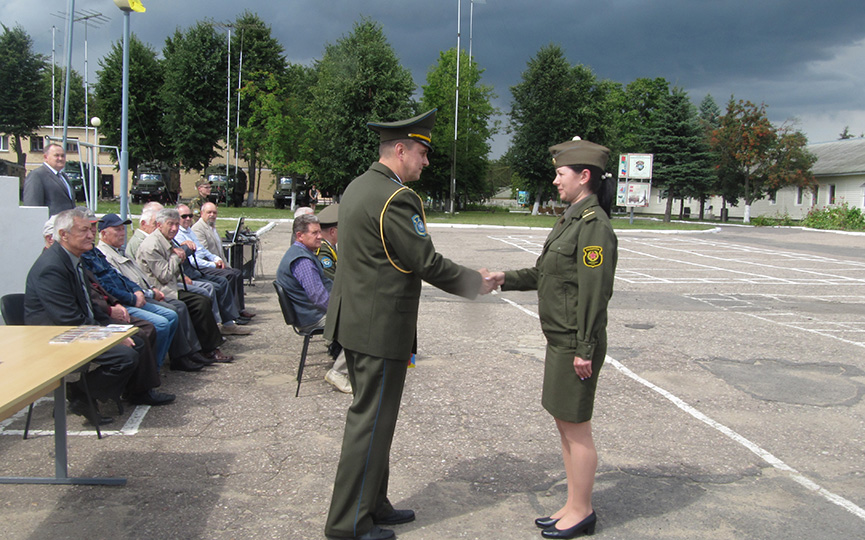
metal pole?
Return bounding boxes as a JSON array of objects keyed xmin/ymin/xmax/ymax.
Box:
[
  {"xmin": 449, "ymin": 0, "xmax": 461, "ymax": 214},
  {"xmin": 83, "ymin": 20, "xmax": 89, "ymax": 143},
  {"xmin": 61, "ymin": 0, "xmax": 75, "ymax": 149},
  {"xmin": 226, "ymin": 28, "xmax": 231, "ymax": 173},
  {"xmin": 119, "ymin": 10, "xmax": 130, "ymax": 219},
  {"xmin": 52, "ymin": 26, "xmax": 56, "ymax": 136}
]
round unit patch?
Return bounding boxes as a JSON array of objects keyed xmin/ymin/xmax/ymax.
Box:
[
  {"xmin": 320, "ymin": 256, "xmax": 334, "ymax": 269},
  {"xmin": 583, "ymin": 246, "xmax": 603, "ymax": 268},
  {"xmin": 412, "ymin": 214, "xmax": 427, "ymax": 237}
]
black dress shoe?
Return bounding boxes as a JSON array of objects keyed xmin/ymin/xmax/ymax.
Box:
[
  {"xmin": 373, "ymin": 508, "xmax": 415, "ymax": 525},
  {"xmin": 235, "ymin": 317, "xmax": 250, "ymax": 325},
  {"xmin": 536, "ymin": 516, "xmax": 560, "ymax": 529},
  {"xmin": 190, "ymin": 351, "xmax": 216, "ymax": 366},
  {"xmin": 542, "ymin": 511, "xmax": 596, "ymax": 539},
  {"xmin": 129, "ymin": 390, "xmax": 176, "ymax": 406},
  {"xmin": 357, "ymin": 526, "xmax": 394, "ymax": 540},
  {"xmin": 68, "ymin": 398, "xmax": 114, "ymax": 425}
]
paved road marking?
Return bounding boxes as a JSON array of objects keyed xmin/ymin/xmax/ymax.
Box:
[
  {"xmin": 0, "ymin": 397, "xmax": 149, "ymax": 437},
  {"xmin": 489, "ymin": 233, "xmax": 865, "ymax": 522}
]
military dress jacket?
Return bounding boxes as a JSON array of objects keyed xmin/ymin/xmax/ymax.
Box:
[
  {"xmin": 316, "ymin": 239, "xmax": 338, "ymax": 280},
  {"xmin": 503, "ymin": 194, "xmax": 617, "ymax": 360},
  {"xmin": 324, "ymin": 162, "xmax": 481, "ymax": 361}
]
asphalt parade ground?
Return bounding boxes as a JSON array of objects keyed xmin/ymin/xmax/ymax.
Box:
[{"xmin": 2, "ymin": 220, "xmax": 864, "ymax": 539}]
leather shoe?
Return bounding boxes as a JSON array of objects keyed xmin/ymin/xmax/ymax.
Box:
[
  {"xmin": 189, "ymin": 351, "xmax": 216, "ymax": 366},
  {"xmin": 235, "ymin": 317, "xmax": 250, "ymax": 325},
  {"xmin": 221, "ymin": 323, "xmax": 252, "ymax": 335},
  {"xmin": 542, "ymin": 511, "xmax": 596, "ymax": 539},
  {"xmin": 536, "ymin": 516, "xmax": 560, "ymax": 529},
  {"xmin": 205, "ymin": 348, "xmax": 234, "ymax": 363},
  {"xmin": 326, "ymin": 526, "xmax": 394, "ymax": 540},
  {"xmin": 239, "ymin": 309, "xmax": 256, "ymax": 318},
  {"xmin": 68, "ymin": 398, "xmax": 113, "ymax": 425},
  {"xmin": 129, "ymin": 390, "xmax": 176, "ymax": 406},
  {"xmin": 171, "ymin": 356, "xmax": 204, "ymax": 372},
  {"xmin": 373, "ymin": 508, "xmax": 415, "ymax": 525}
]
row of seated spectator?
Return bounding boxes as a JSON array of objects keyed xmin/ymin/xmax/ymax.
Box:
[{"xmin": 22, "ymin": 203, "xmax": 256, "ymax": 426}]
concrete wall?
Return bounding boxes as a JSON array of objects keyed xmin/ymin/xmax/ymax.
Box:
[{"xmin": 0, "ymin": 176, "xmax": 49, "ymax": 323}]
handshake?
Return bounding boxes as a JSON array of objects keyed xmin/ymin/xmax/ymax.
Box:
[{"xmin": 478, "ymin": 269, "xmax": 505, "ymax": 295}]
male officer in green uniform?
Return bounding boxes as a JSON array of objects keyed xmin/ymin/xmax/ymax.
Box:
[
  {"xmin": 189, "ymin": 178, "xmax": 212, "ymax": 215},
  {"xmin": 323, "ymin": 109, "xmax": 497, "ymax": 540},
  {"xmin": 316, "ymin": 203, "xmax": 339, "ymax": 281}
]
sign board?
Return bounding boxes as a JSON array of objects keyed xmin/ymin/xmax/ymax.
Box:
[
  {"xmin": 626, "ymin": 153, "xmax": 653, "ymax": 180},
  {"xmin": 618, "ymin": 181, "xmax": 651, "ymax": 207}
]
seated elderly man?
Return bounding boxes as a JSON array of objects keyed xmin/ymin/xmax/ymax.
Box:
[
  {"xmin": 276, "ymin": 214, "xmax": 350, "ymax": 393},
  {"xmin": 97, "ymin": 213, "xmax": 231, "ymax": 367},
  {"xmin": 25, "ymin": 209, "xmax": 154, "ymax": 423},
  {"xmin": 136, "ymin": 208, "xmax": 235, "ymax": 363},
  {"xmin": 130, "ymin": 201, "xmax": 224, "ymax": 326},
  {"xmin": 177, "ymin": 203, "xmax": 253, "ymax": 321}
]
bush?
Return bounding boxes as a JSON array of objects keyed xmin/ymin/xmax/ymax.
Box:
[
  {"xmin": 800, "ymin": 203, "xmax": 865, "ymax": 231},
  {"xmin": 750, "ymin": 212, "xmax": 796, "ymax": 227}
]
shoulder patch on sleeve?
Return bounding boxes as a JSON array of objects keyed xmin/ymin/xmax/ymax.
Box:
[
  {"xmin": 320, "ymin": 256, "xmax": 334, "ymax": 269},
  {"xmin": 583, "ymin": 246, "xmax": 603, "ymax": 268},
  {"xmin": 412, "ymin": 214, "xmax": 427, "ymax": 237}
]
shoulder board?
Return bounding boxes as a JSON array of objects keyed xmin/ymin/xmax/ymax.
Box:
[{"xmin": 581, "ymin": 208, "xmax": 597, "ymax": 222}]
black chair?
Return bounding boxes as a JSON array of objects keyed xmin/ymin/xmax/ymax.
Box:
[
  {"xmin": 273, "ymin": 281, "xmax": 326, "ymax": 397},
  {"xmin": 1, "ymin": 293, "xmax": 103, "ymax": 439}
]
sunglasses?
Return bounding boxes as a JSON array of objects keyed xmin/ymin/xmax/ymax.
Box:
[{"xmin": 180, "ymin": 214, "xmax": 194, "ymax": 219}]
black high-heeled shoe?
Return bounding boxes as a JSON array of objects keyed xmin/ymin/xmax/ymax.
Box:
[
  {"xmin": 541, "ymin": 511, "xmax": 596, "ymax": 539},
  {"xmin": 535, "ymin": 516, "xmax": 559, "ymax": 529}
]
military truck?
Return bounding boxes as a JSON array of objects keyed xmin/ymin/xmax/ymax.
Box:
[
  {"xmin": 64, "ymin": 160, "xmax": 100, "ymax": 202},
  {"xmin": 204, "ymin": 164, "xmax": 247, "ymax": 207},
  {"xmin": 131, "ymin": 161, "xmax": 181, "ymax": 204},
  {"xmin": 272, "ymin": 174, "xmax": 309, "ymax": 209}
]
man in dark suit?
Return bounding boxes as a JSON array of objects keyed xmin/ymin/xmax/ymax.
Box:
[
  {"xmin": 22, "ymin": 143, "xmax": 76, "ymax": 216},
  {"xmin": 323, "ymin": 110, "xmax": 497, "ymax": 540},
  {"xmin": 25, "ymin": 208, "xmax": 140, "ymax": 422}
]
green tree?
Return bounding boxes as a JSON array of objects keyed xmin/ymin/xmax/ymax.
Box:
[
  {"xmin": 420, "ymin": 47, "xmax": 498, "ymax": 208},
  {"xmin": 42, "ymin": 66, "xmax": 87, "ymax": 128},
  {"xmin": 161, "ymin": 22, "xmax": 227, "ymax": 172},
  {"xmin": 231, "ymin": 11, "xmax": 287, "ymax": 203},
  {"xmin": 611, "ymin": 77, "xmax": 670, "ymax": 155},
  {"xmin": 94, "ymin": 34, "xmax": 167, "ymax": 172},
  {"xmin": 711, "ymin": 99, "xmax": 815, "ymax": 223},
  {"xmin": 508, "ymin": 45, "xmax": 613, "ymax": 214},
  {"xmin": 0, "ymin": 25, "xmax": 50, "ymax": 166},
  {"xmin": 651, "ymin": 88, "xmax": 715, "ymax": 222},
  {"xmin": 308, "ymin": 18, "xmax": 415, "ymax": 195}
]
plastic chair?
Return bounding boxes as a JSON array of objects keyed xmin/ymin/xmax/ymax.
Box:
[{"xmin": 272, "ymin": 281, "xmax": 325, "ymax": 397}]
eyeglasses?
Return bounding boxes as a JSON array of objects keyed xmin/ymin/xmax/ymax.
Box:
[{"xmin": 180, "ymin": 214, "xmax": 194, "ymax": 219}]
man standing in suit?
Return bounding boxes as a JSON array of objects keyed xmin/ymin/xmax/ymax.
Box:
[
  {"xmin": 24, "ymin": 208, "xmax": 140, "ymax": 422},
  {"xmin": 22, "ymin": 143, "xmax": 76, "ymax": 216},
  {"xmin": 323, "ymin": 110, "xmax": 497, "ymax": 540}
]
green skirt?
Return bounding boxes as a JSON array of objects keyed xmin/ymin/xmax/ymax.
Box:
[{"xmin": 541, "ymin": 342, "xmax": 606, "ymax": 423}]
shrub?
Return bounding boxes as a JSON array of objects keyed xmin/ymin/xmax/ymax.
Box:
[{"xmin": 800, "ymin": 203, "xmax": 865, "ymax": 231}]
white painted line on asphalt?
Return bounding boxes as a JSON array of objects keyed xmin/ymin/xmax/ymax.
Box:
[
  {"xmin": 606, "ymin": 356, "xmax": 865, "ymax": 522},
  {"xmin": 0, "ymin": 398, "xmax": 149, "ymax": 437},
  {"xmin": 496, "ymin": 295, "xmax": 865, "ymax": 522}
]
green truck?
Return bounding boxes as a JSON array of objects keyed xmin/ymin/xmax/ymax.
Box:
[
  {"xmin": 273, "ymin": 174, "xmax": 309, "ymax": 209},
  {"xmin": 64, "ymin": 160, "xmax": 101, "ymax": 202},
  {"xmin": 131, "ymin": 161, "xmax": 181, "ymax": 204},
  {"xmin": 204, "ymin": 164, "xmax": 247, "ymax": 207}
]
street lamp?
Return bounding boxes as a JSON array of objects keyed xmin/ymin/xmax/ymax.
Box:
[{"xmin": 112, "ymin": 0, "xmax": 145, "ymax": 220}]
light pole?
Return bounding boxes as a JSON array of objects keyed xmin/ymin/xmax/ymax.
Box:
[
  {"xmin": 112, "ymin": 0, "xmax": 145, "ymax": 220},
  {"xmin": 450, "ymin": 0, "xmax": 461, "ymax": 214},
  {"xmin": 90, "ymin": 116, "xmax": 101, "ymax": 212}
]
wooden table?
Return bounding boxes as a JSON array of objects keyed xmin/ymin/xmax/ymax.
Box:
[{"xmin": 0, "ymin": 325, "xmax": 137, "ymax": 485}]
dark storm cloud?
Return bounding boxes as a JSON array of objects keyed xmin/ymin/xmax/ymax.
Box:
[{"xmin": 7, "ymin": 0, "xmax": 865, "ymax": 149}]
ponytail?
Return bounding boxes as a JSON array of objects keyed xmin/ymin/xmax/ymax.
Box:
[{"xmin": 568, "ymin": 165, "xmax": 615, "ymax": 217}]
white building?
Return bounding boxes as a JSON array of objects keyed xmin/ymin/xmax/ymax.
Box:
[{"xmin": 626, "ymin": 138, "xmax": 865, "ymax": 221}]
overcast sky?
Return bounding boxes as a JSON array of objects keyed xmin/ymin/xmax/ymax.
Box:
[{"xmin": 7, "ymin": 0, "xmax": 865, "ymax": 157}]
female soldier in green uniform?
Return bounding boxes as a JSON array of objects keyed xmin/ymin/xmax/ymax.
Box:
[{"xmin": 491, "ymin": 137, "xmax": 617, "ymax": 539}]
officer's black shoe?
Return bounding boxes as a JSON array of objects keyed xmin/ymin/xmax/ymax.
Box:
[{"xmin": 373, "ymin": 508, "xmax": 415, "ymax": 526}]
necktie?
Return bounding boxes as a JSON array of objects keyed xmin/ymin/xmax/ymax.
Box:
[
  {"xmin": 58, "ymin": 171, "xmax": 74, "ymax": 200},
  {"xmin": 76, "ymin": 263, "xmax": 95, "ymax": 321}
]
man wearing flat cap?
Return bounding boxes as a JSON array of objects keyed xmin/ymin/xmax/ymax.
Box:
[{"xmin": 323, "ymin": 110, "xmax": 497, "ymax": 540}]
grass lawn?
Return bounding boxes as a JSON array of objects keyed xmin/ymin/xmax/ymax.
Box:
[{"xmin": 93, "ymin": 201, "xmax": 717, "ymax": 231}]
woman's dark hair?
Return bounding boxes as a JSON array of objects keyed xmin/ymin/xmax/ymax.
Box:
[{"xmin": 568, "ymin": 165, "xmax": 615, "ymax": 217}]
